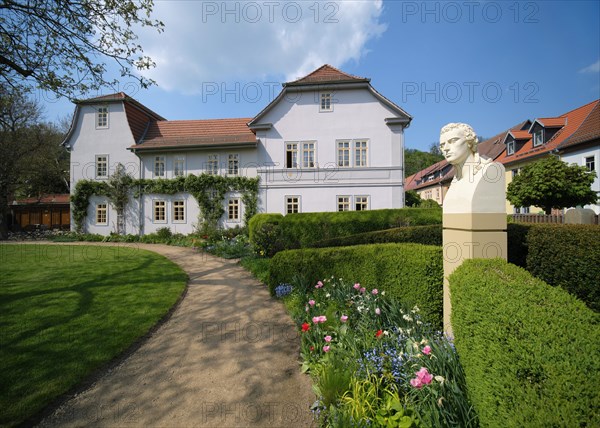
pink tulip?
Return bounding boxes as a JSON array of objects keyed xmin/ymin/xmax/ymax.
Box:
[
  {"xmin": 359, "ymin": 287, "xmax": 366, "ymax": 294},
  {"xmin": 308, "ymin": 299, "xmax": 316, "ymax": 306},
  {"xmin": 324, "ymin": 335, "xmax": 332, "ymax": 342},
  {"xmin": 353, "ymin": 283, "xmax": 361, "ymax": 290},
  {"xmin": 318, "ymin": 315, "xmax": 327, "ymax": 323},
  {"xmin": 372, "ymin": 289, "xmax": 379, "ymax": 295},
  {"xmin": 323, "ymin": 345, "xmax": 330, "ymax": 353},
  {"xmin": 422, "ymin": 345, "xmax": 432, "ymax": 355},
  {"xmin": 340, "ymin": 315, "xmax": 348, "ymax": 323},
  {"xmin": 312, "ymin": 316, "xmax": 319, "ymax": 324},
  {"xmin": 315, "ymin": 281, "xmax": 324, "ymax": 289},
  {"xmin": 410, "ymin": 378, "xmax": 423, "ymax": 389},
  {"xmin": 416, "ymin": 367, "xmax": 433, "ymax": 385}
]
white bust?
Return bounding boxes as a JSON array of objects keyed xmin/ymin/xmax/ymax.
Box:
[{"xmin": 440, "ymin": 123, "xmax": 505, "ymax": 213}]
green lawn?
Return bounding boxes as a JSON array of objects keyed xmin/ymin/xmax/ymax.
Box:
[{"xmin": 0, "ymin": 244, "xmax": 187, "ymax": 427}]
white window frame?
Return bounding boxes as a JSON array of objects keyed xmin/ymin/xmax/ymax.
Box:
[
  {"xmin": 228, "ymin": 153, "xmax": 240, "ymax": 176},
  {"xmin": 585, "ymin": 156, "xmax": 595, "ymax": 172},
  {"xmin": 337, "ymin": 140, "xmax": 350, "ymax": 167},
  {"xmin": 286, "ymin": 142, "xmax": 298, "ymax": 168},
  {"xmin": 153, "ymin": 200, "xmax": 167, "ymax": 223},
  {"xmin": 227, "ymin": 198, "xmax": 241, "ymax": 222},
  {"xmin": 172, "ymin": 199, "xmax": 186, "ymax": 223},
  {"xmin": 95, "ymin": 155, "xmax": 108, "ymax": 179},
  {"xmin": 285, "ymin": 196, "xmax": 301, "ymax": 214},
  {"xmin": 354, "ymin": 140, "xmax": 369, "ymax": 167},
  {"xmin": 302, "ymin": 142, "xmax": 316, "ymax": 168},
  {"xmin": 154, "ymin": 156, "xmax": 166, "ymax": 178},
  {"xmin": 337, "ymin": 195, "xmax": 351, "ymax": 212},
  {"xmin": 96, "ymin": 203, "xmax": 108, "ymax": 225},
  {"xmin": 96, "ymin": 106, "xmax": 109, "ymax": 129},
  {"xmin": 206, "ymin": 154, "xmax": 219, "ymax": 175},
  {"xmin": 320, "ymin": 92, "xmax": 333, "ymax": 112},
  {"xmin": 173, "ymin": 156, "xmax": 186, "ymax": 177},
  {"xmin": 507, "ymin": 141, "xmax": 515, "ymax": 155},
  {"xmin": 285, "ymin": 141, "xmax": 317, "ymax": 169},
  {"xmin": 355, "ymin": 195, "xmax": 370, "ymax": 211},
  {"xmin": 533, "ymin": 129, "xmax": 543, "ymax": 147}
]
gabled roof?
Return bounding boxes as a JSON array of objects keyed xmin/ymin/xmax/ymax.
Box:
[
  {"xmin": 284, "ymin": 64, "xmax": 370, "ymax": 87},
  {"xmin": 130, "ymin": 118, "xmax": 256, "ymax": 151},
  {"xmin": 505, "ymin": 130, "xmax": 531, "ymax": 141},
  {"xmin": 75, "ymin": 92, "xmax": 165, "ymax": 121},
  {"xmin": 497, "ymin": 100, "xmax": 598, "ymax": 165},
  {"xmin": 530, "ymin": 117, "xmax": 566, "ymax": 130},
  {"xmin": 558, "ymin": 100, "xmax": 600, "ymax": 149},
  {"xmin": 12, "ymin": 194, "xmax": 70, "ymax": 205}
]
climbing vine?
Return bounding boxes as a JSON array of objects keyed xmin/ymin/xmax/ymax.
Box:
[{"xmin": 71, "ymin": 174, "xmax": 260, "ymax": 233}]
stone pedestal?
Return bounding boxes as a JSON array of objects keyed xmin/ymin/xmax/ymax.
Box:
[{"xmin": 442, "ymin": 213, "xmax": 507, "ymax": 333}]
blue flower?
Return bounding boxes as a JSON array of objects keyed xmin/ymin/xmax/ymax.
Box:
[{"xmin": 274, "ymin": 283, "xmax": 293, "ymax": 298}]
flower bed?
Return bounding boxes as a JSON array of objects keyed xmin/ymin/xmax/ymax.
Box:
[{"xmin": 275, "ymin": 277, "xmax": 478, "ymax": 427}]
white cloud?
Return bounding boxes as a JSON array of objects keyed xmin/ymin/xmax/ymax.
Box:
[
  {"xmin": 579, "ymin": 59, "xmax": 600, "ymax": 74},
  {"xmin": 137, "ymin": 0, "xmax": 386, "ymax": 93}
]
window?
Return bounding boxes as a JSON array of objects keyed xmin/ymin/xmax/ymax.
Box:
[
  {"xmin": 228, "ymin": 154, "xmax": 239, "ymax": 176},
  {"xmin": 507, "ymin": 141, "xmax": 515, "ymax": 155},
  {"xmin": 173, "ymin": 156, "xmax": 185, "ymax": 177},
  {"xmin": 511, "ymin": 168, "xmax": 519, "ymax": 178},
  {"xmin": 96, "ymin": 203, "xmax": 107, "ymax": 225},
  {"xmin": 95, "ymin": 155, "xmax": 108, "ymax": 178},
  {"xmin": 153, "ymin": 200, "xmax": 166, "ymax": 223},
  {"xmin": 585, "ymin": 156, "xmax": 595, "ymax": 172},
  {"xmin": 96, "ymin": 106, "xmax": 108, "ymax": 128},
  {"xmin": 337, "ymin": 141, "xmax": 350, "ymax": 167},
  {"xmin": 320, "ymin": 93, "xmax": 332, "ymax": 112},
  {"xmin": 286, "ymin": 196, "xmax": 300, "ymax": 214},
  {"xmin": 206, "ymin": 154, "xmax": 219, "ymax": 175},
  {"xmin": 355, "ymin": 140, "xmax": 368, "ymax": 167},
  {"xmin": 302, "ymin": 142, "xmax": 316, "ymax": 168},
  {"xmin": 533, "ymin": 129, "xmax": 543, "ymax": 147},
  {"xmin": 337, "ymin": 196, "xmax": 350, "ymax": 212},
  {"xmin": 355, "ymin": 196, "xmax": 369, "ymax": 211},
  {"xmin": 286, "ymin": 143, "xmax": 298, "ymax": 168},
  {"xmin": 173, "ymin": 200, "xmax": 185, "ymax": 222},
  {"xmin": 514, "ymin": 206, "xmax": 530, "ymax": 214},
  {"xmin": 154, "ymin": 156, "xmax": 165, "ymax": 178},
  {"xmin": 228, "ymin": 198, "xmax": 240, "ymax": 221}
]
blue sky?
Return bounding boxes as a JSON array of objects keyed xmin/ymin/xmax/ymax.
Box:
[{"xmin": 40, "ymin": 0, "xmax": 599, "ymax": 151}]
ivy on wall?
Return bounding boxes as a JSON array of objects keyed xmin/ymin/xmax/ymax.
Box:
[{"xmin": 72, "ymin": 174, "xmax": 260, "ymax": 233}]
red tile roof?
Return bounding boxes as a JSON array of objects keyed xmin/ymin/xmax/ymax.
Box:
[
  {"xmin": 536, "ymin": 117, "xmax": 566, "ymax": 128},
  {"xmin": 131, "ymin": 118, "xmax": 256, "ymax": 151},
  {"xmin": 13, "ymin": 194, "xmax": 70, "ymax": 205},
  {"xmin": 497, "ymin": 100, "xmax": 598, "ymax": 165},
  {"xmin": 285, "ymin": 64, "xmax": 369, "ymax": 86},
  {"xmin": 559, "ymin": 100, "xmax": 600, "ymax": 149},
  {"xmin": 508, "ymin": 130, "xmax": 531, "ymax": 140}
]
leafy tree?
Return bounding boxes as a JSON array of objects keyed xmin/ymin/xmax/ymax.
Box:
[
  {"xmin": 1, "ymin": 0, "xmax": 163, "ymax": 99},
  {"xmin": 0, "ymin": 88, "xmax": 69, "ymax": 238},
  {"xmin": 507, "ymin": 155, "xmax": 598, "ymax": 215},
  {"xmin": 405, "ymin": 190, "xmax": 422, "ymax": 207},
  {"xmin": 405, "ymin": 148, "xmax": 444, "ymax": 177}
]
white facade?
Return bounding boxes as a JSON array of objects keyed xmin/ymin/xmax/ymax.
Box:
[
  {"xmin": 64, "ymin": 66, "xmax": 411, "ymax": 236},
  {"xmin": 560, "ymin": 146, "xmax": 600, "ymax": 214}
]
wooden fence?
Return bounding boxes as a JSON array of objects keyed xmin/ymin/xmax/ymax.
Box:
[{"xmin": 511, "ymin": 214, "xmax": 599, "ymax": 225}]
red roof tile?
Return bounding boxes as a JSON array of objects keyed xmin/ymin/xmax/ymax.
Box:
[
  {"xmin": 508, "ymin": 130, "xmax": 531, "ymax": 140},
  {"xmin": 131, "ymin": 118, "xmax": 256, "ymax": 151},
  {"xmin": 559, "ymin": 100, "xmax": 600, "ymax": 149},
  {"xmin": 536, "ymin": 117, "xmax": 566, "ymax": 128},
  {"xmin": 13, "ymin": 194, "xmax": 70, "ymax": 205},
  {"xmin": 498, "ymin": 100, "xmax": 598, "ymax": 165},
  {"xmin": 285, "ymin": 64, "xmax": 369, "ymax": 86}
]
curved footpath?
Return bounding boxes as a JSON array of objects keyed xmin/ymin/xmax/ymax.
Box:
[{"xmin": 35, "ymin": 243, "xmax": 315, "ymax": 427}]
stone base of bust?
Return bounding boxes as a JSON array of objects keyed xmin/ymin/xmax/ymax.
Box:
[{"xmin": 442, "ymin": 214, "xmax": 507, "ymax": 335}]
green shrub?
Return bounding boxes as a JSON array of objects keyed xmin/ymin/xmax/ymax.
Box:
[
  {"xmin": 313, "ymin": 224, "xmax": 443, "ymax": 248},
  {"xmin": 248, "ymin": 213, "xmax": 285, "ymax": 256},
  {"xmin": 450, "ymin": 259, "xmax": 600, "ymax": 427},
  {"xmin": 269, "ymin": 243, "xmax": 443, "ymax": 327},
  {"xmin": 156, "ymin": 226, "xmax": 172, "ymax": 240}
]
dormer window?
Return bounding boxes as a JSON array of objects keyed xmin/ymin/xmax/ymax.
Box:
[
  {"xmin": 320, "ymin": 93, "xmax": 332, "ymax": 112},
  {"xmin": 96, "ymin": 106, "xmax": 109, "ymax": 129},
  {"xmin": 533, "ymin": 129, "xmax": 543, "ymax": 147},
  {"xmin": 507, "ymin": 141, "xmax": 515, "ymax": 155}
]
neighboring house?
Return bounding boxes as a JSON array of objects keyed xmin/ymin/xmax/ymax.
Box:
[
  {"xmin": 496, "ymin": 99, "xmax": 599, "ymax": 214},
  {"xmin": 9, "ymin": 194, "xmax": 71, "ymax": 231},
  {"xmin": 63, "ymin": 65, "xmax": 412, "ymax": 235}
]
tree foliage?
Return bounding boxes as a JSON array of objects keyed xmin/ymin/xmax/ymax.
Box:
[
  {"xmin": 0, "ymin": 0, "xmax": 163, "ymax": 99},
  {"xmin": 507, "ymin": 155, "xmax": 598, "ymax": 214},
  {"xmin": 405, "ymin": 190, "xmax": 421, "ymax": 207},
  {"xmin": 405, "ymin": 148, "xmax": 444, "ymax": 177}
]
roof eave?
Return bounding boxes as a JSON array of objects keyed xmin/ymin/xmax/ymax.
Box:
[{"xmin": 129, "ymin": 141, "xmax": 258, "ymax": 153}]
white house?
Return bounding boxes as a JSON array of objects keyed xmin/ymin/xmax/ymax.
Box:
[{"xmin": 63, "ymin": 65, "xmax": 412, "ymax": 235}]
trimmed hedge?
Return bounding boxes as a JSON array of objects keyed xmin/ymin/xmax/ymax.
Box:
[
  {"xmin": 313, "ymin": 224, "xmax": 443, "ymax": 248},
  {"xmin": 450, "ymin": 259, "xmax": 600, "ymax": 427},
  {"xmin": 249, "ymin": 208, "xmax": 442, "ymax": 254},
  {"xmin": 269, "ymin": 243, "xmax": 443, "ymax": 327},
  {"xmin": 248, "ymin": 213, "xmax": 285, "ymax": 257}
]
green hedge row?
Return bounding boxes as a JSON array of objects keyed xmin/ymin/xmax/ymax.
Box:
[
  {"xmin": 249, "ymin": 208, "xmax": 442, "ymax": 255},
  {"xmin": 269, "ymin": 243, "xmax": 443, "ymax": 327},
  {"xmin": 312, "ymin": 224, "xmax": 443, "ymax": 248},
  {"xmin": 449, "ymin": 259, "xmax": 600, "ymax": 427}
]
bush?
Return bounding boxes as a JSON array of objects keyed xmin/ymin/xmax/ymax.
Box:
[
  {"xmin": 269, "ymin": 243, "xmax": 443, "ymax": 327},
  {"xmin": 450, "ymin": 259, "xmax": 600, "ymax": 427},
  {"xmin": 313, "ymin": 224, "xmax": 443, "ymax": 248},
  {"xmin": 248, "ymin": 213, "xmax": 285, "ymax": 256}
]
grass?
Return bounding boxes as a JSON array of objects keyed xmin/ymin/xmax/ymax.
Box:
[
  {"xmin": 0, "ymin": 244, "xmax": 187, "ymax": 427},
  {"xmin": 240, "ymin": 256, "xmax": 270, "ymax": 284}
]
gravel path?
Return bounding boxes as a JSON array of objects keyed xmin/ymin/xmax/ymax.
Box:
[{"xmin": 36, "ymin": 243, "xmax": 315, "ymax": 427}]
